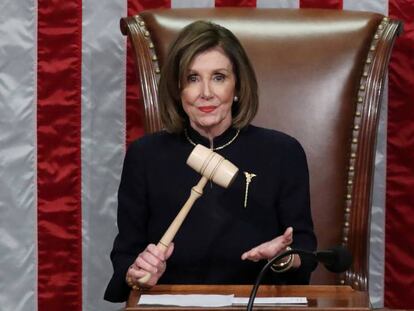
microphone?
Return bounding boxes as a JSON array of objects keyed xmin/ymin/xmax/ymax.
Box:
[
  {"xmin": 246, "ymin": 246, "xmax": 352, "ymax": 311},
  {"xmin": 315, "ymin": 246, "xmax": 352, "ymax": 273}
]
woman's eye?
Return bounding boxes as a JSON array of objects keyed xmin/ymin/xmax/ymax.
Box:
[
  {"xmin": 213, "ymin": 74, "xmax": 225, "ymax": 82},
  {"xmin": 187, "ymin": 74, "xmax": 198, "ymax": 82}
]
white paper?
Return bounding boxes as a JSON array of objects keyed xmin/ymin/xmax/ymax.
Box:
[
  {"xmin": 233, "ymin": 297, "xmax": 308, "ymax": 305},
  {"xmin": 138, "ymin": 294, "xmax": 234, "ymax": 307},
  {"xmin": 138, "ymin": 294, "xmax": 307, "ymax": 307}
]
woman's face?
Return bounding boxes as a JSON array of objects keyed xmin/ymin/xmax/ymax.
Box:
[{"xmin": 180, "ymin": 47, "xmax": 236, "ymax": 136}]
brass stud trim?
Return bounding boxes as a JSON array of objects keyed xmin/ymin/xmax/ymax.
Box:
[
  {"xmin": 136, "ymin": 15, "xmax": 161, "ymax": 79},
  {"xmin": 342, "ymin": 18, "xmax": 390, "ymax": 261}
]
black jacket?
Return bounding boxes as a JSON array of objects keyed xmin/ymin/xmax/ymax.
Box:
[{"xmin": 104, "ymin": 125, "xmax": 317, "ymax": 302}]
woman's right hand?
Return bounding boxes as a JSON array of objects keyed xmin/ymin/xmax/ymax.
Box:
[{"xmin": 126, "ymin": 243, "xmax": 174, "ymax": 288}]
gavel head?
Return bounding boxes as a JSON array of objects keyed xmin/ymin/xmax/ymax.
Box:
[{"xmin": 186, "ymin": 144, "xmax": 239, "ymax": 188}]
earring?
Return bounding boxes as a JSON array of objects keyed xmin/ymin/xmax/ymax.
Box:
[{"xmin": 234, "ymin": 96, "xmax": 239, "ymax": 102}]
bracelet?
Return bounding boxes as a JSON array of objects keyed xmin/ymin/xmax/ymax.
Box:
[{"xmin": 270, "ymin": 247, "xmax": 294, "ymax": 273}]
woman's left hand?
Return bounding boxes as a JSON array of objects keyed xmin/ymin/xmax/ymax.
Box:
[{"xmin": 241, "ymin": 227, "xmax": 293, "ymax": 262}]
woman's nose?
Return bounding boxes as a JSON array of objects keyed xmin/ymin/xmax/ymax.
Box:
[{"xmin": 200, "ymin": 81, "xmax": 213, "ymax": 100}]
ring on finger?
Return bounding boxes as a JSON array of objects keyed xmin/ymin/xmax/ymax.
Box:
[{"xmin": 126, "ymin": 276, "xmax": 134, "ymax": 287}]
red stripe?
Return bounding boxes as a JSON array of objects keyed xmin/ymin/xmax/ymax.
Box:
[
  {"xmin": 386, "ymin": 1, "xmax": 414, "ymax": 309},
  {"xmin": 215, "ymin": 0, "xmax": 256, "ymax": 7},
  {"xmin": 37, "ymin": 1, "xmax": 82, "ymax": 310},
  {"xmin": 126, "ymin": 0, "xmax": 171, "ymax": 146},
  {"xmin": 300, "ymin": 0, "xmax": 342, "ymax": 9},
  {"xmin": 128, "ymin": 0, "xmax": 171, "ymax": 12},
  {"xmin": 125, "ymin": 40, "xmax": 145, "ymax": 146}
]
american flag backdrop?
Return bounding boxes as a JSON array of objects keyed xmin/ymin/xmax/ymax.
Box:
[{"xmin": 1, "ymin": 0, "xmax": 413, "ymax": 310}]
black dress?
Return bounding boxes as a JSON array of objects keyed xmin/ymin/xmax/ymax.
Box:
[{"xmin": 104, "ymin": 125, "xmax": 317, "ymax": 302}]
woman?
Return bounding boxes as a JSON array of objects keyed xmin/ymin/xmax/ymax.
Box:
[{"xmin": 104, "ymin": 20, "xmax": 317, "ymax": 302}]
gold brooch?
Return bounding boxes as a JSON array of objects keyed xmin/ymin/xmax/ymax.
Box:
[{"xmin": 244, "ymin": 171, "xmax": 257, "ymax": 208}]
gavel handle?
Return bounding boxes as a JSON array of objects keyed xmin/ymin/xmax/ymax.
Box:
[{"xmin": 137, "ymin": 176, "xmax": 209, "ymax": 284}]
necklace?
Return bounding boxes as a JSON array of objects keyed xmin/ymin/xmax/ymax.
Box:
[{"xmin": 184, "ymin": 128, "xmax": 240, "ymax": 151}]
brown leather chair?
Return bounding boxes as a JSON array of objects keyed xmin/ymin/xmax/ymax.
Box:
[{"xmin": 120, "ymin": 8, "xmax": 401, "ymax": 291}]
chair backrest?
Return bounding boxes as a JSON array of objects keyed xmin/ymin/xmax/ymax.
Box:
[{"xmin": 120, "ymin": 8, "xmax": 401, "ymax": 290}]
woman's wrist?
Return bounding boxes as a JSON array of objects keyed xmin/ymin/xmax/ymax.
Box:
[{"xmin": 269, "ymin": 246, "xmax": 295, "ymax": 273}]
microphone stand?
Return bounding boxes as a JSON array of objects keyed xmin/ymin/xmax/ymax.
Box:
[{"xmin": 246, "ymin": 249, "xmax": 309, "ymax": 311}]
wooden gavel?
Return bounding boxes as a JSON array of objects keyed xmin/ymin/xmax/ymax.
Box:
[{"xmin": 137, "ymin": 144, "xmax": 239, "ymax": 284}]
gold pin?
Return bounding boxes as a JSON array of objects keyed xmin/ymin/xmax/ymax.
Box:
[{"xmin": 244, "ymin": 172, "xmax": 256, "ymax": 208}]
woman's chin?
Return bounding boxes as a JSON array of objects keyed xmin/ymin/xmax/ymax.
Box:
[{"xmin": 195, "ymin": 120, "xmax": 225, "ymax": 132}]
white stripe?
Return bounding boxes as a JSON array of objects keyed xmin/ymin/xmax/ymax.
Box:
[
  {"xmin": 257, "ymin": 0, "xmax": 299, "ymax": 9},
  {"xmin": 171, "ymin": 0, "xmax": 215, "ymax": 8},
  {"xmin": 344, "ymin": 0, "xmax": 388, "ymax": 308},
  {"xmin": 81, "ymin": 0, "xmax": 127, "ymax": 310},
  {"xmin": 343, "ymin": 0, "xmax": 388, "ymax": 14},
  {"xmin": 0, "ymin": 1, "xmax": 37, "ymax": 310},
  {"xmin": 369, "ymin": 85, "xmax": 388, "ymax": 309}
]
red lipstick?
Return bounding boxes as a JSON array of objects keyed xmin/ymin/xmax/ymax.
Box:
[{"xmin": 198, "ymin": 106, "xmax": 217, "ymax": 113}]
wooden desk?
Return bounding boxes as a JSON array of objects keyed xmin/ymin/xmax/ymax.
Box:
[{"xmin": 126, "ymin": 285, "xmax": 370, "ymax": 310}]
